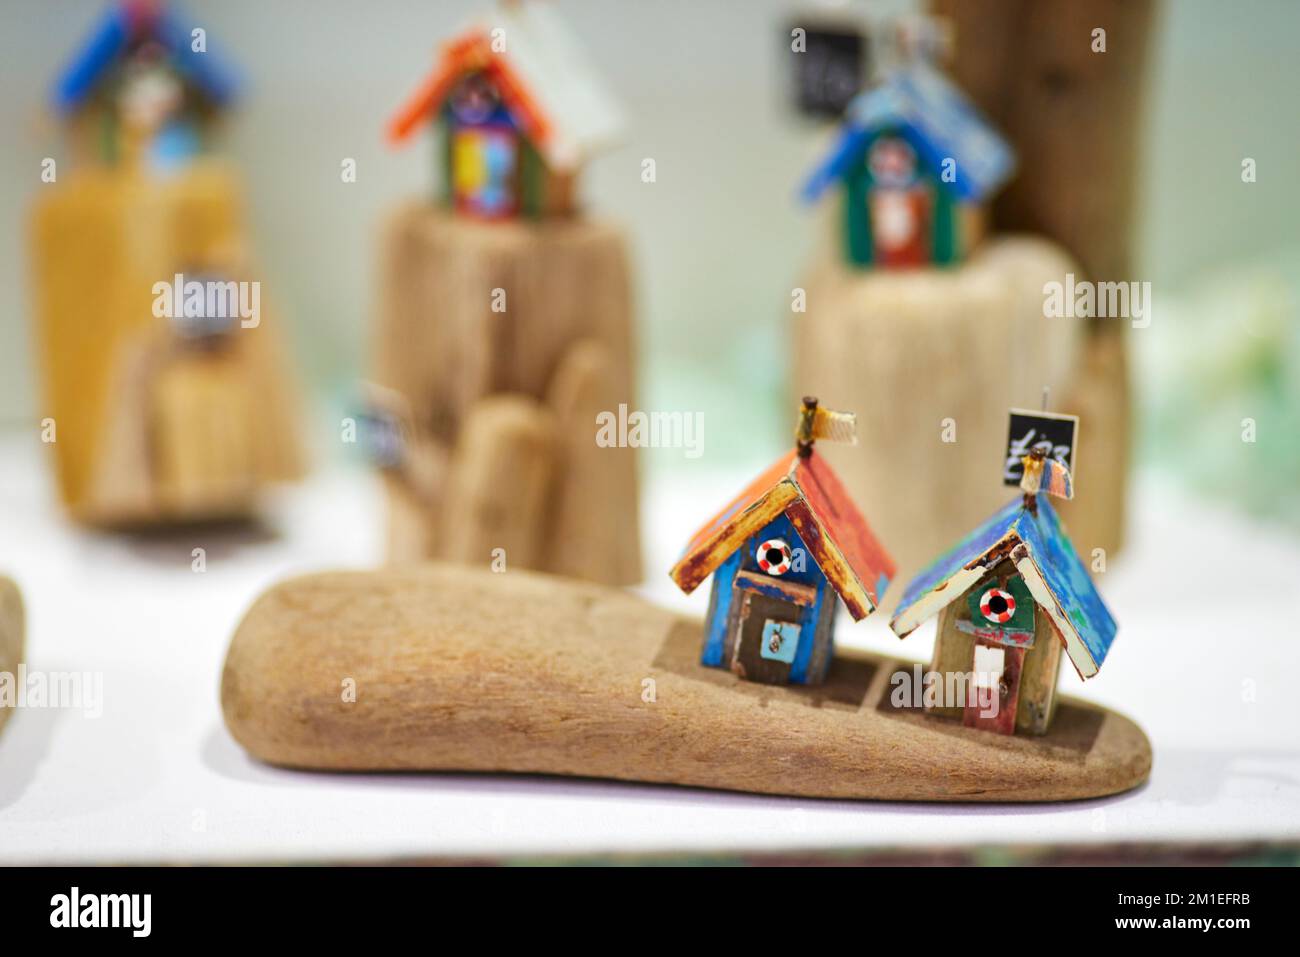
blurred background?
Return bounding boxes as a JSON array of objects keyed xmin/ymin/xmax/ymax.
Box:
[
  {"xmin": 0, "ymin": 0, "xmax": 1292, "ymax": 490},
  {"xmin": 0, "ymin": 0, "xmax": 1298, "ymax": 863}
]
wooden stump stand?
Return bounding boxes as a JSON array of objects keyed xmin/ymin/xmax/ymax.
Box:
[
  {"xmin": 792, "ymin": 236, "xmax": 1101, "ymax": 584},
  {"xmin": 29, "ymin": 164, "xmax": 304, "ymax": 525},
  {"xmin": 373, "ymin": 204, "xmax": 641, "ymax": 585}
]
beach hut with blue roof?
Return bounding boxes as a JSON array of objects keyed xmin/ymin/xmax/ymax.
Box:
[
  {"xmin": 800, "ymin": 62, "xmax": 1014, "ymax": 268},
  {"xmin": 889, "ymin": 492, "xmax": 1117, "ymax": 736},
  {"xmin": 52, "ymin": 0, "xmax": 240, "ymax": 170}
]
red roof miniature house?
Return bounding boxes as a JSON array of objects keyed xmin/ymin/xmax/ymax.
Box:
[
  {"xmin": 52, "ymin": 0, "xmax": 240, "ymax": 172},
  {"xmin": 670, "ymin": 401, "xmax": 896, "ymax": 686},
  {"xmin": 387, "ymin": 0, "xmax": 623, "ymax": 220}
]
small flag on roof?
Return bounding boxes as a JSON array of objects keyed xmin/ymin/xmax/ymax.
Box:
[
  {"xmin": 796, "ymin": 396, "xmax": 856, "ymax": 456},
  {"xmin": 1019, "ymin": 451, "xmax": 1073, "ymax": 500}
]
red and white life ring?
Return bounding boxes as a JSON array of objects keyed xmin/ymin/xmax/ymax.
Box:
[
  {"xmin": 979, "ymin": 587, "xmax": 1016, "ymax": 624},
  {"xmin": 756, "ymin": 538, "xmax": 792, "ymax": 576}
]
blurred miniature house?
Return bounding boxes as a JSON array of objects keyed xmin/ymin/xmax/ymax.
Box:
[
  {"xmin": 669, "ymin": 401, "xmax": 895, "ymax": 686},
  {"xmin": 387, "ymin": 5, "xmax": 621, "ymax": 220},
  {"xmin": 799, "ymin": 57, "xmax": 1014, "ymax": 267},
  {"xmin": 52, "ymin": 0, "xmax": 239, "ymax": 173},
  {"xmin": 372, "ymin": 0, "xmax": 640, "ymax": 584},
  {"xmin": 890, "ymin": 461, "xmax": 1116, "ymax": 736},
  {"xmin": 791, "ymin": 15, "xmax": 1087, "ymax": 587},
  {"xmin": 29, "ymin": 0, "xmax": 303, "ymax": 525}
]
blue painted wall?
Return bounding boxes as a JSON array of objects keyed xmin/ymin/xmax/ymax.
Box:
[{"xmin": 700, "ymin": 512, "xmax": 834, "ymax": 683}]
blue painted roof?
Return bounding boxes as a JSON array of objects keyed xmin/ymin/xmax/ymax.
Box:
[
  {"xmin": 52, "ymin": 1, "xmax": 240, "ymax": 115},
  {"xmin": 800, "ymin": 63, "xmax": 1014, "ymax": 204},
  {"xmin": 890, "ymin": 496, "xmax": 1117, "ymax": 679}
]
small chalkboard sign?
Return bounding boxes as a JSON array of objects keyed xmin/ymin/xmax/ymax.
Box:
[
  {"xmin": 788, "ymin": 20, "xmax": 868, "ymax": 118},
  {"xmin": 1002, "ymin": 409, "xmax": 1079, "ymax": 487}
]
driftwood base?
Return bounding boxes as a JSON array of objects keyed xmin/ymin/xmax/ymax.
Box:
[{"xmin": 221, "ymin": 565, "xmax": 1151, "ymax": 802}]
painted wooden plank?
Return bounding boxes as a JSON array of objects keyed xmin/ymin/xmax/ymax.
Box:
[{"xmin": 733, "ymin": 569, "xmax": 817, "ymax": 607}]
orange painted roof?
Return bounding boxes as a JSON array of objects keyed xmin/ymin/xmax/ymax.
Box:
[
  {"xmin": 384, "ymin": 4, "xmax": 623, "ymax": 172},
  {"xmin": 387, "ymin": 30, "xmax": 551, "ymax": 148},
  {"xmin": 669, "ymin": 450, "xmax": 896, "ymax": 621}
]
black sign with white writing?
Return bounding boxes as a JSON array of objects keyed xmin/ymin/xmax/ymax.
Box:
[
  {"xmin": 789, "ymin": 21, "xmax": 868, "ymax": 118},
  {"xmin": 1002, "ymin": 409, "xmax": 1079, "ymax": 487}
]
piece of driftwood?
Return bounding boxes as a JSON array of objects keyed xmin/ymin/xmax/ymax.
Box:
[
  {"xmin": 932, "ymin": 0, "xmax": 1154, "ymax": 284},
  {"xmin": 28, "ymin": 164, "xmax": 304, "ymax": 525},
  {"xmin": 220, "ymin": 564, "xmax": 1151, "ymax": 802},
  {"xmin": 373, "ymin": 203, "xmax": 640, "ymax": 584},
  {"xmin": 440, "ymin": 395, "xmax": 557, "ymax": 570},
  {"xmin": 931, "ymin": 0, "xmax": 1156, "ymax": 559},
  {"xmin": 792, "ymin": 236, "xmax": 1081, "ymax": 585},
  {"xmin": 0, "ymin": 577, "xmax": 24, "ymax": 737}
]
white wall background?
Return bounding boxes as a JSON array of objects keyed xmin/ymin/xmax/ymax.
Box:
[{"xmin": 1, "ymin": 0, "xmax": 1297, "ymax": 459}]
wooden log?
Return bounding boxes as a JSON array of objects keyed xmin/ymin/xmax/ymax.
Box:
[
  {"xmin": 792, "ymin": 235, "xmax": 1082, "ymax": 586},
  {"xmin": 543, "ymin": 339, "xmax": 641, "ymax": 585},
  {"xmin": 932, "ymin": 0, "xmax": 1155, "ymax": 283},
  {"xmin": 28, "ymin": 163, "xmax": 305, "ymax": 525},
  {"xmin": 0, "ymin": 577, "xmax": 24, "ymax": 738},
  {"xmin": 220, "ymin": 563, "xmax": 1152, "ymax": 802},
  {"xmin": 437, "ymin": 395, "xmax": 557, "ymax": 571},
  {"xmin": 931, "ymin": 0, "xmax": 1155, "ymax": 559},
  {"xmin": 372, "ymin": 203, "xmax": 641, "ymax": 583}
]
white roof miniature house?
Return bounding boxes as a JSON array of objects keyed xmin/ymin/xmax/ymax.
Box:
[{"xmin": 387, "ymin": 0, "xmax": 624, "ymax": 220}]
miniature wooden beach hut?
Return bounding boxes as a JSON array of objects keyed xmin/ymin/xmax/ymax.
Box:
[
  {"xmin": 371, "ymin": 1, "xmax": 640, "ymax": 583},
  {"xmin": 51, "ymin": 0, "xmax": 239, "ymax": 173},
  {"xmin": 669, "ymin": 401, "xmax": 895, "ymax": 686},
  {"xmin": 889, "ymin": 451, "xmax": 1116, "ymax": 736},
  {"xmin": 799, "ymin": 57, "xmax": 1014, "ymax": 267},
  {"xmin": 387, "ymin": 0, "xmax": 623, "ymax": 220},
  {"xmin": 30, "ymin": 1, "xmax": 303, "ymax": 525}
]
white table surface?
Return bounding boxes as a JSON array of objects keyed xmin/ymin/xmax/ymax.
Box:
[{"xmin": 1, "ymin": 431, "xmax": 1298, "ymax": 863}]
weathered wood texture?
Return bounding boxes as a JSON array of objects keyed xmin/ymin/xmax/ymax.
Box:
[
  {"xmin": 29, "ymin": 164, "xmax": 304, "ymax": 526},
  {"xmin": 929, "ymin": 562, "xmax": 1062, "ymax": 736},
  {"xmin": 373, "ymin": 204, "xmax": 640, "ymax": 584},
  {"xmin": 221, "ymin": 564, "xmax": 1152, "ymax": 802},
  {"xmin": 931, "ymin": 0, "xmax": 1156, "ymax": 559},
  {"xmin": 0, "ymin": 577, "xmax": 24, "ymax": 738},
  {"xmin": 1055, "ymin": 326, "xmax": 1129, "ymax": 568},
  {"xmin": 792, "ymin": 236, "xmax": 1083, "ymax": 585},
  {"xmin": 932, "ymin": 0, "xmax": 1155, "ymax": 283}
]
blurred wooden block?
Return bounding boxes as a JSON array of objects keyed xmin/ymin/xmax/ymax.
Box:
[
  {"xmin": 220, "ymin": 564, "xmax": 1152, "ymax": 802},
  {"xmin": 152, "ymin": 351, "xmax": 258, "ymax": 515},
  {"xmin": 793, "ymin": 236, "xmax": 1086, "ymax": 586},
  {"xmin": 544, "ymin": 340, "xmax": 641, "ymax": 585},
  {"xmin": 933, "ymin": 0, "xmax": 1154, "ymax": 562},
  {"xmin": 28, "ymin": 164, "xmax": 304, "ymax": 525},
  {"xmin": 0, "ymin": 578, "xmax": 24, "ymax": 738},
  {"xmin": 440, "ymin": 395, "xmax": 557, "ymax": 570},
  {"xmin": 373, "ymin": 204, "xmax": 640, "ymax": 584},
  {"xmin": 1057, "ymin": 327, "xmax": 1130, "ymax": 563}
]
